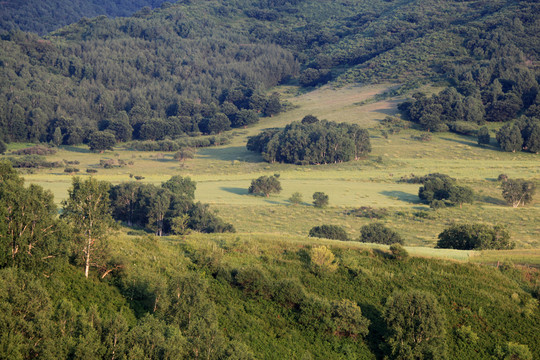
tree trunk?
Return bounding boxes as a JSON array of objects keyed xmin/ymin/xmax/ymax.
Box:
[{"xmin": 85, "ymin": 236, "xmax": 91, "ymax": 278}]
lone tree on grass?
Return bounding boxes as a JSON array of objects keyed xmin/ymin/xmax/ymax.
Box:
[
  {"xmin": 248, "ymin": 175, "xmax": 281, "ymax": 197},
  {"xmin": 502, "ymin": 179, "xmax": 536, "ymax": 208},
  {"xmin": 61, "ymin": 177, "xmax": 114, "ymax": 278},
  {"xmin": 313, "ymin": 192, "xmax": 329, "ymax": 208},
  {"xmin": 384, "ymin": 290, "xmax": 447, "ymax": 359}
]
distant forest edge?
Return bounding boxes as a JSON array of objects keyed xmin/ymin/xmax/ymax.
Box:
[
  {"xmin": 0, "ymin": 0, "xmax": 170, "ymax": 35},
  {"xmin": 0, "ymin": 0, "xmax": 539, "ymax": 149}
]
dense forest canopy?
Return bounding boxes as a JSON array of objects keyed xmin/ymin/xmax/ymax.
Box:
[
  {"xmin": 1, "ymin": 0, "xmax": 539, "ymax": 147},
  {"xmin": 0, "ymin": 0, "xmax": 170, "ymax": 35}
]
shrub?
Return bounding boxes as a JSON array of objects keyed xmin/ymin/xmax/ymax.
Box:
[
  {"xmin": 449, "ymin": 121, "xmax": 479, "ymax": 136},
  {"xmin": 330, "ymin": 299, "xmax": 370, "ymax": 338},
  {"xmin": 248, "ymin": 175, "xmax": 282, "ymax": 197},
  {"xmin": 477, "ymin": 126, "xmax": 490, "ymax": 145},
  {"xmin": 288, "ymin": 192, "xmax": 303, "ymax": 205},
  {"xmin": 272, "ymin": 279, "xmax": 305, "ymax": 308},
  {"xmin": 6, "ymin": 155, "xmax": 63, "ymax": 168},
  {"xmin": 494, "ymin": 342, "xmax": 532, "ymax": 360},
  {"xmin": 384, "ymin": 290, "xmax": 447, "ymax": 359},
  {"xmin": 347, "ymin": 206, "xmax": 388, "ymax": 219},
  {"xmin": 360, "ymin": 223, "xmax": 404, "ymax": 245},
  {"xmin": 0, "ymin": 140, "xmax": 6, "ymax": 154},
  {"xmin": 11, "ymin": 145, "xmax": 56, "ymax": 156},
  {"xmin": 310, "ymin": 246, "xmax": 338, "ymax": 274},
  {"xmin": 437, "ymin": 224, "xmax": 514, "ymax": 250},
  {"xmin": 389, "ymin": 244, "xmax": 409, "ymax": 261},
  {"xmin": 64, "ymin": 167, "xmax": 80, "ymax": 173},
  {"xmin": 309, "ymin": 225, "xmax": 349, "ymax": 241},
  {"xmin": 86, "ymin": 168, "xmax": 98, "ymax": 173},
  {"xmin": 234, "ymin": 266, "xmax": 273, "ymax": 299},
  {"xmin": 312, "ymin": 192, "xmax": 329, "ymax": 208}
]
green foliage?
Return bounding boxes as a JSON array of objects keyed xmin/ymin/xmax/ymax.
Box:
[
  {"xmin": 247, "ymin": 120, "xmax": 371, "ymax": 164},
  {"xmin": 389, "ymin": 243, "xmax": 409, "ymax": 261},
  {"xmin": 109, "ymin": 177, "xmax": 233, "ymax": 235},
  {"xmin": 502, "ymin": 179, "xmax": 536, "ymax": 208},
  {"xmin": 495, "ymin": 342, "xmax": 533, "ymax": 360},
  {"xmin": 330, "ymin": 299, "xmax": 370, "ymax": 338},
  {"xmin": 309, "ymin": 245, "xmax": 338, "ymax": 274},
  {"xmin": 0, "ymin": 161, "xmax": 66, "ymax": 271},
  {"xmin": 61, "ymin": 177, "xmax": 114, "ymax": 278},
  {"xmin": 384, "ymin": 290, "xmax": 447, "ymax": 359},
  {"xmin": 437, "ymin": 224, "xmax": 514, "ymax": 250},
  {"xmin": 347, "ymin": 206, "xmax": 388, "ymax": 219},
  {"xmin": 309, "ymin": 225, "xmax": 349, "ymax": 241},
  {"xmin": 88, "ymin": 131, "xmax": 116, "ymax": 152},
  {"xmin": 418, "ymin": 173, "xmax": 474, "ymax": 208},
  {"xmin": 477, "ymin": 126, "xmax": 491, "ymax": 145},
  {"xmin": 248, "ymin": 175, "xmax": 282, "ymax": 197},
  {"xmin": 360, "ymin": 223, "xmax": 404, "ymax": 245},
  {"xmin": 497, "ymin": 124, "xmax": 524, "ymax": 152},
  {"xmin": 288, "ymin": 191, "xmax": 303, "ymax": 205},
  {"xmin": 234, "ymin": 266, "xmax": 274, "ymax": 299},
  {"xmin": 312, "ymin": 191, "xmax": 329, "ymax": 208}
]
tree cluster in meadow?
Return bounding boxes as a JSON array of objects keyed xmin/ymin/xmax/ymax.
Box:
[
  {"xmin": 247, "ymin": 119, "xmax": 371, "ymax": 164},
  {"xmin": 110, "ymin": 176, "xmax": 235, "ymax": 236}
]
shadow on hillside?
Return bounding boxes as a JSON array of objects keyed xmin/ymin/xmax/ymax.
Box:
[
  {"xmin": 380, "ymin": 190, "xmax": 419, "ymax": 204},
  {"xmin": 480, "ymin": 196, "xmax": 507, "ymax": 206},
  {"xmin": 220, "ymin": 187, "xmax": 249, "ymax": 196},
  {"xmin": 360, "ymin": 302, "xmax": 388, "ymax": 359},
  {"xmin": 197, "ymin": 146, "xmax": 263, "ymax": 163},
  {"xmin": 61, "ymin": 145, "xmax": 90, "ymax": 153}
]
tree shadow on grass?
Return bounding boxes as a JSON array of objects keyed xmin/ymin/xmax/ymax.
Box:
[
  {"xmin": 479, "ymin": 196, "xmax": 507, "ymax": 206},
  {"xmin": 60, "ymin": 145, "xmax": 90, "ymax": 153},
  {"xmin": 440, "ymin": 136, "xmax": 499, "ymax": 150},
  {"xmin": 220, "ymin": 187, "xmax": 249, "ymax": 196},
  {"xmin": 380, "ymin": 191, "xmax": 420, "ymax": 204},
  {"xmin": 197, "ymin": 146, "xmax": 263, "ymax": 163}
]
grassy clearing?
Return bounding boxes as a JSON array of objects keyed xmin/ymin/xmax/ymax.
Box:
[{"xmin": 3, "ymin": 84, "xmax": 539, "ymax": 252}]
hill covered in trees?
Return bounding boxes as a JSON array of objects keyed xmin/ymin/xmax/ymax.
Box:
[
  {"xmin": 1, "ymin": 0, "xmax": 539, "ymax": 148},
  {"xmin": 0, "ymin": 0, "xmax": 170, "ymax": 35}
]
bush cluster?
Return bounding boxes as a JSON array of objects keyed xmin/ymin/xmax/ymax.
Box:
[{"xmin": 437, "ymin": 224, "xmax": 515, "ymax": 250}]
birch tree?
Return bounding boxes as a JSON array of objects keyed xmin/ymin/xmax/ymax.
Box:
[{"xmin": 61, "ymin": 177, "xmax": 114, "ymax": 278}]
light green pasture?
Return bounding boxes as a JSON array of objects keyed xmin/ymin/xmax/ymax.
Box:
[{"xmin": 4, "ymin": 84, "xmax": 539, "ymax": 252}]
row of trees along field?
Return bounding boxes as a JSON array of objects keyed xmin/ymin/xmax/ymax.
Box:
[
  {"xmin": 1, "ymin": 161, "xmax": 538, "ymax": 359},
  {"xmin": 247, "ymin": 116, "xmax": 371, "ymax": 164},
  {"xmin": 1, "ymin": 0, "xmax": 539, "ymax": 147}
]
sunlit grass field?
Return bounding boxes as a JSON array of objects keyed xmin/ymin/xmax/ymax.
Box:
[{"xmin": 4, "ymin": 84, "xmax": 539, "ymax": 254}]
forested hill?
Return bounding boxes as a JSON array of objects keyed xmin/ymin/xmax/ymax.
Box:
[
  {"xmin": 1, "ymin": 0, "xmax": 539, "ymax": 146},
  {"xmin": 0, "ymin": 0, "xmax": 169, "ymax": 35}
]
